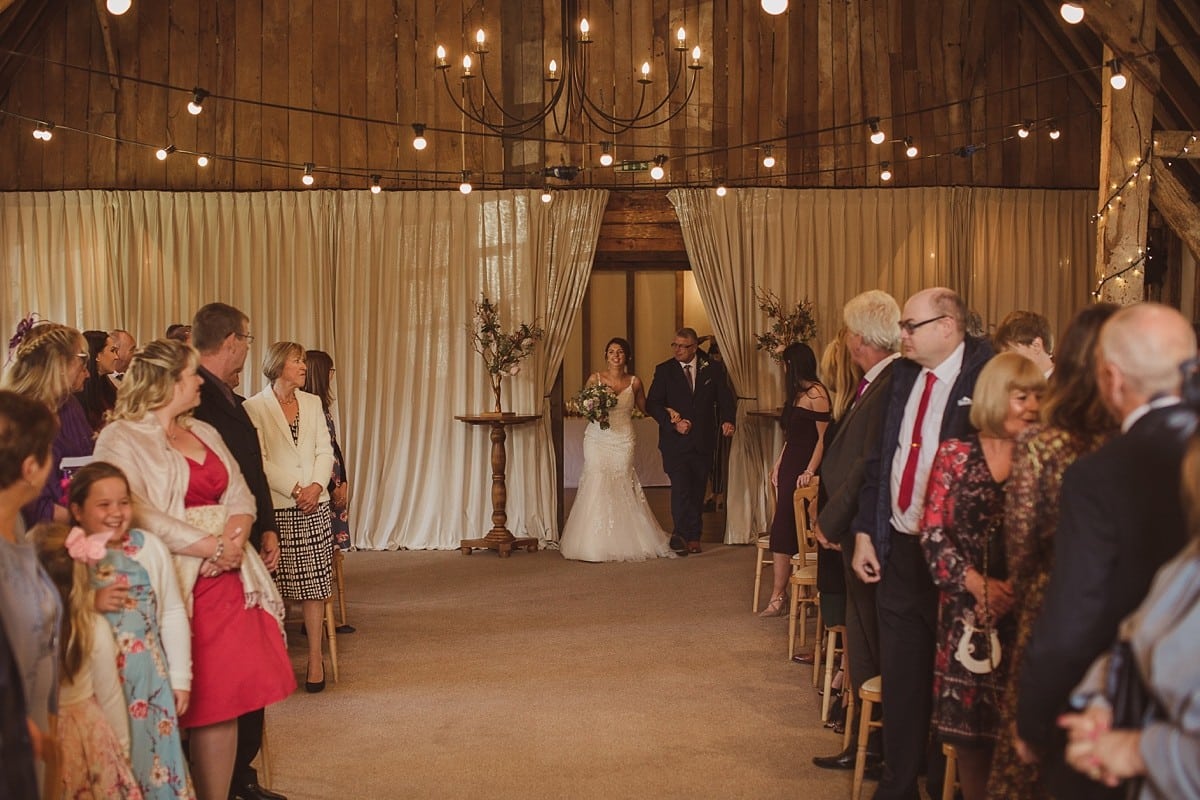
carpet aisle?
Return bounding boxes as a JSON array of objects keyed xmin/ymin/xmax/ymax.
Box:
[{"xmin": 265, "ymin": 543, "xmax": 858, "ymax": 799}]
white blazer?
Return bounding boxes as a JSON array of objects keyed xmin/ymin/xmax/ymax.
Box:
[{"xmin": 243, "ymin": 387, "xmax": 335, "ymax": 510}]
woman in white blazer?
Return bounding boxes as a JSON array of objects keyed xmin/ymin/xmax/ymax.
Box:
[{"xmin": 243, "ymin": 342, "xmax": 334, "ymax": 693}]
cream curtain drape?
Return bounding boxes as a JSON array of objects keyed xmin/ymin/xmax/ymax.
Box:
[
  {"xmin": 668, "ymin": 186, "xmax": 1094, "ymax": 544},
  {"xmin": 1, "ymin": 188, "xmax": 607, "ymax": 550}
]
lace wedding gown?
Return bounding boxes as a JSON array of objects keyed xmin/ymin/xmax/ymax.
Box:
[{"xmin": 559, "ymin": 383, "xmax": 675, "ymax": 562}]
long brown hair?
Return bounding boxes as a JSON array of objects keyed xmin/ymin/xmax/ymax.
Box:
[
  {"xmin": 1041, "ymin": 303, "xmax": 1119, "ymax": 437},
  {"xmin": 30, "ymin": 522, "xmax": 94, "ymax": 684},
  {"xmin": 304, "ymin": 350, "xmax": 335, "ymax": 413}
]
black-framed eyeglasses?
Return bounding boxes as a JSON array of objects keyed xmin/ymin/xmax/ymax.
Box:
[
  {"xmin": 234, "ymin": 332, "xmax": 256, "ymax": 344},
  {"xmin": 899, "ymin": 315, "xmax": 948, "ymax": 335}
]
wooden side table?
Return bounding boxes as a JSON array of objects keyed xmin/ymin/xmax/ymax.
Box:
[{"xmin": 455, "ymin": 413, "xmax": 542, "ymax": 557}]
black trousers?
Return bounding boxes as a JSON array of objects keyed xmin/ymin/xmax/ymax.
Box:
[
  {"xmin": 874, "ymin": 532, "xmax": 941, "ymax": 800},
  {"xmin": 666, "ymin": 455, "xmax": 709, "ymax": 541},
  {"xmin": 231, "ymin": 708, "xmax": 264, "ymax": 788},
  {"xmin": 841, "ymin": 545, "xmax": 880, "ymax": 696}
]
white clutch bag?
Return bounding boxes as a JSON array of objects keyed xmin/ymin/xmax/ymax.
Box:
[{"xmin": 184, "ymin": 504, "xmax": 227, "ymax": 535}]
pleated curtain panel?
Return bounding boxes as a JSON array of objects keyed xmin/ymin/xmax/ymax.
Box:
[
  {"xmin": 4, "ymin": 185, "xmax": 1089, "ymax": 549},
  {"xmin": 668, "ymin": 186, "xmax": 1094, "ymax": 544}
]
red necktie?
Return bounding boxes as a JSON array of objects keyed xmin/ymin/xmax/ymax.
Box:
[
  {"xmin": 854, "ymin": 378, "xmax": 869, "ymax": 401},
  {"xmin": 897, "ymin": 371, "xmax": 938, "ymax": 512}
]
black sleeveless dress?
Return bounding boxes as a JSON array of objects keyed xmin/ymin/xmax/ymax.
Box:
[{"xmin": 768, "ymin": 405, "xmax": 832, "ymax": 555}]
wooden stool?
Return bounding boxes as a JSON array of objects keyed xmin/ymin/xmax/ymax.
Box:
[
  {"xmin": 257, "ymin": 713, "xmax": 272, "ymax": 786},
  {"xmin": 820, "ymin": 624, "xmax": 847, "ymax": 721},
  {"xmin": 333, "ymin": 548, "xmax": 350, "ymax": 627},
  {"xmin": 941, "ymin": 742, "xmax": 958, "ymax": 800},
  {"xmin": 787, "ymin": 566, "xmax": 818, "ymax": 657},
  {"xmin": 323, "ymin": 596, "xmax": 340, "ymax": 682},
  {"xmin": 852, "ymin": 675, "xmax": 883, "ymax": 800},
  {"xmin": 787, "ymin": 482, "xmax": 821, "ymax": 659},
  {"xmin": 752, "ymin": 534, "xmax": 774, "ymax": 612}
]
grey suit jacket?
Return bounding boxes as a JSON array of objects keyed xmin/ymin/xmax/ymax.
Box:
[{"xmin": 816, "ymin": 361, "xmax": 895, "ymax": 547}]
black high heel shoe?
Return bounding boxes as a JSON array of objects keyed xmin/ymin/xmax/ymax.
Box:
[{"xmin": 305, "ymin": 661, "xmax": 326, "ymax": 694}]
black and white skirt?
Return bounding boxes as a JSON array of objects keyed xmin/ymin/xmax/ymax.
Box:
[{"xmin": 274, "ymin": 502, "xmax": 333, "ymax": 601}]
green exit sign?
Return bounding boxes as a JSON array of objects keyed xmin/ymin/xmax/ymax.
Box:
[{"xmin": 618, "ymin": 161, "xmax": 649, "ymax": 172}]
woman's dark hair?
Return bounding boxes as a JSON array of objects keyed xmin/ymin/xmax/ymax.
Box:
[
  {"xmin": 78, "ymin": 330, "xmax": 117, "ymax": 430},
  {"xmin": 1041, "ymin": 303, "xmax": 1120, "ymax": 436},
  {"xmin": 0, "ymin": 390, "xmax": 59, "ymax": 489},
  {"xmin": 304, "ymin": 350, "xmax": 335, "ymax": 412},
  {"xmin": 81, "ymin": 330, "xmax": 109, "ymax": 378},
  {"xmin": 67, "ymin": 461, "xmax": 131, "ymax": 516},
  {"xmin": 604, "ymin": 337, "xmax": 633, "ymax": 371},
  {"xmin": 781, "ymin": 342, "xmax": 822, "ymax": 429}
]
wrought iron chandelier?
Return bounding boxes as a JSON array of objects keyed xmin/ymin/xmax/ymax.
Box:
[{"xmin": 435, "ymin": 4, "xmax": 704, "ymax": 139}]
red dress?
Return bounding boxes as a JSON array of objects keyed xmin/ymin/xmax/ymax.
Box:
[{"xmin": 179, "ymin": 446, "xmax": 296, "ymax": 729}]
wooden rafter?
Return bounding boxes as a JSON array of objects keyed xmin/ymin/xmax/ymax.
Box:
[
  {"xmin": 1022, "ymin": 1, "xmax": 1100, "ymax": 106},
  {"xmin": 1152, "ymin": 157, "xmax": 1200, "ymax": 262}
]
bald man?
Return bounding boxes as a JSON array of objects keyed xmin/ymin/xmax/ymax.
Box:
[{"xmin": 1017, "ymin": 303, "xmax": 1198, "ymax": 798}]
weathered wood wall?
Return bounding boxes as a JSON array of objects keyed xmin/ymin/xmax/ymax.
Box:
[{"xmin": 0, "ymin": 0, "xmax": 1101, "ymax": 192}]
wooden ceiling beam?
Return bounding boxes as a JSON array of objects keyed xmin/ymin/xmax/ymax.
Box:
[
  {"xmin": 1021, "ymin": 1, "xmax": 1100, "ymax": 106},
  {"xmin": 1152, "ymin": 157, "xmax": 1200, "ymax": 263},
  {"xmin": 1154, "ymin": 131, "xmax": 1200, "ymax": 158},
  {"xmin": 1073, "ymin": 0, "xmax": 1162, "ymax": 93}
]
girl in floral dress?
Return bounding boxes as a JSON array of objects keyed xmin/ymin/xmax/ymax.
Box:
[
  {"xmin": 29, "ymin": 521, "xmax": 143, "ymax": 799},
  {"xmin": 68, "ymin": 463, "xmax": 194, "ymax": 800}
]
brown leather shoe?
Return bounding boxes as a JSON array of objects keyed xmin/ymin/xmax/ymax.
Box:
[
  {"xmin": 686, "ymin": 541, "xmax": 702, "ymax": 554},
  {"xmin": 791, "ymin": 651, "xmax": 815, "ymax": 665}
]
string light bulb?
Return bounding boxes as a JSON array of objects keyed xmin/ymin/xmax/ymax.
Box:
[
  {"xmin": 186, "ymin": 88, "xmax": 208, "ymax": 115},
  {"xmin": 1109, "ymin": 60, "xmax": 1127, "ymax": 90},
  {"xmin": 1048, "ymin": 124, "xmax": 1061, "ymax": 140},
  {"xmin": 155, "ymin": 145, "xmax": 176, "ymax": 161},
  {"xmin": 32, "ymin": 122, "xmax": 54, "ymax": 141},
  {"xmin": 715, "ymin": 184, "xmax": 727, "ymax": 197},
  {"xmin": 540, "ymin": 187, "xmax": 552, "ymax": 203},
  {"xmin": 412, "ymin": 123, "xmax": 428, "ymax": 151},
  {"xmin": 370, "ymin": 175, "xmax": 382, "ymax": 194},
  {"xmin": 761, "ymin": 0, "xmax": 789, "ymax": 15},
  {"xmin": 459, "ymin": 171, "xmax": 472, "ymax": 194},
  {"xmin": 879, "ymin": 162, "xmax": 893, "ymax": 182},
  {"xmin": 762, "ymin": 145, "xmax": 776, "ymax": 169},
  {"xmin": 1059, "ymin": 3, "xmax": 1084, "ymax": 24},
  {"xmin": 649, "ymin": 154, "xmax": 667, "ymax": 181},
  {"xmin": 196, "ymin": 154, "xmax": 209, "ymax": 167},
  {"xmin": 868, "ymin": 118, "xmax": 886, "ymax": 145},
  {"xmin": 106, "ymin": 0, "xmax": 131, "ymax": 15},
  {"xmin": 1017, "ymin": 121, "xmax": 1031, "ymax": 139},
  {"xmin": 904, "ymin": 137, "xmax": 918, "ymax": 158},
  {"xmin": 301, "ymin": 162, "xmax": 315, "ymax": 186},
  {"xmin": 599, "ymin": 141, "xmax": 614, "ymax": 167}
]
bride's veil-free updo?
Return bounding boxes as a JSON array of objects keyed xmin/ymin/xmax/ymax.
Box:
[
  {"xmin": 110, "ymin": 338, "xmax": 199, "ymax": 423},
  {"xmin": 605, "ymin": 337, "xmax": 633, "ymax": 372}
]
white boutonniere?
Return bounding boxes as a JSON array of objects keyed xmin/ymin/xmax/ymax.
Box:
[{"xmin": 956, "ymin": 396, "xmax": 972, "ymax": 407}]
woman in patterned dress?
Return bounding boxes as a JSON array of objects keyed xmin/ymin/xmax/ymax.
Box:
[
  {"xmin": 920, "ymin": 353, "xmax": 1045, "ymax": 800},
  {"xmin": 303, "ymin": 350, "xmax": 351, "ymax": 552},
  {"xmin": 69, "ymin": 462, "xmax": 194, "ymax": 800},
  {"xmin": 986, "ymin": 303, "xmax": 1120, "ymax": 799},
  {"xmin": 244, "ymin": 342, "xmax": 335, "ymax": 693}
]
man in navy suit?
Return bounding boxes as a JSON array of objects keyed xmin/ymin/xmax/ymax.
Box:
[
  {"xmin": 191, "ymin": 302, "xmax": 287, "ymax": 800},
  {"xmin": 1017, "ymin": 303, "xmax": 1197, "ymax": 799},
  {"xmin": 851, "ymin": 287, "xmax": 993, "ymax": 800},
  {"xmin": 646, "ymin": 327, "xmax": 736, "ymax": 554}
]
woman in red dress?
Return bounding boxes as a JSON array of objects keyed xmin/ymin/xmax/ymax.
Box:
[{"xmin": 95, "ymin": 339, "xmax": 295, "ymax": 800}]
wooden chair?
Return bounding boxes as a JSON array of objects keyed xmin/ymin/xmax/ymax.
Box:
[
  {"xmin": 852, "ymin": 675, "xmax": 883, "ymax": 800},
  {"xmin": 333, "ymin": 548, "xmax": 350, "ymax": 627},
  {"xmin": 786, "ymin": 482, "xmax": 820, "ymax": 659},
  {"xmin": 820, "ymin": 624, "xmax": 847, "ymax": 721},
  {"xmin": 941, "ymin": 742, "xmax": 959, "ymax": 800},
  {"xmin": 323, "ymin": 596, "xmax": 340, "ymax": 682},
  {"xmin": 751, "ymin": 484, "xmax": 778, "ymax": 612}
]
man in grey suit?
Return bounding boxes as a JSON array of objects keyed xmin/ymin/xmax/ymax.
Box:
[{"xmin": 810, "ymin": 290, "xmax": 901, "ymax": 772}]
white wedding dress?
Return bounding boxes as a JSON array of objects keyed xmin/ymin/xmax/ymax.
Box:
[{"xmin": 559, "ymin": 383, "xmax": 675, "ymax": 562}]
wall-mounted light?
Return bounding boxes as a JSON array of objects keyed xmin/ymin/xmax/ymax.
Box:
[{"xmin": 186, "ymin": 88, "xmax": 208, "ymax": 115}]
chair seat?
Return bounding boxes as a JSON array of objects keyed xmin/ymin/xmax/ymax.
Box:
[
  {"xmin": 790, "ymin": 565, "xmax": 818, "ymax": 583},
  {"xmin": 860, "ymin": 674, "xmax": 882, "ymax": 700}
]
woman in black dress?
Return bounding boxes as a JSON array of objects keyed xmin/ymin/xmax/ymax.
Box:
[{"xmin": 760, "ymin": 342, "xmax": 831, "ymax": 617}]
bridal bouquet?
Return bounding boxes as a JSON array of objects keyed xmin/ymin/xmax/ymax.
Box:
[
  {"xmin": 574, "ymin": 383, "xmax": 619, "ymax": 430},
  {"xmin": 470, "ymin": 295, "xmax": 545, "ymax": 413},
  {"xmin": 753, "ymin": 286, "xmax": 817, "ymax": 362}
]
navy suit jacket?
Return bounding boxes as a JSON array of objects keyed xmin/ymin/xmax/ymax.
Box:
[
  {"xmin": 193, "ymin": 366, "xmax": 276, "ymax": 550},
  {"xmin": 646, "ymin": 355, "xmax": 736, "ymax": 471},
  {"xmin": 852, "ymin": 335, "xmax": 994, "ymax": 568}
]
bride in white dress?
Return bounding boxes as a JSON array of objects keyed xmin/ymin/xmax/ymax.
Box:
[{"xmin": 560, "ymin": 337, "xmax": 675, "ymax": 562}]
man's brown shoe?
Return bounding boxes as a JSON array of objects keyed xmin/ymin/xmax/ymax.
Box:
[
  {"xmin": 686, "ymin": 541, "xmax": 702, "ymax": 554},
  {"xmin": 791, "ymin": 651, "xmax": 815, "ymax": 665}
]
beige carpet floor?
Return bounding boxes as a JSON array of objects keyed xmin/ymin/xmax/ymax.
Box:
[{"xmin": 263, "ymin": 534, "xmax": 864, "ymax": 800}]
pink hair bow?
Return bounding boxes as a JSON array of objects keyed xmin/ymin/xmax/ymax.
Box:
[{"xmin": 65, "ymin": 527, "xmax": 113, "ymax": 565}]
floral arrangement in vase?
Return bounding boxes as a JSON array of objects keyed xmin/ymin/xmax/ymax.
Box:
[
  {"xmin": 752, "ymin": 286, "xmax": 817, "ymax": 362},
  {"xmin": 572, "ymin": 383, "xmax": 619, "ymax": 429},
  {"xmin": 470, "ymin": 295, "xmax": 545, "ymax": 414}
]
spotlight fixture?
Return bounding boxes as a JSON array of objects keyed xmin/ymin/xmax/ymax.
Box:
[
  {"xmin": 868, "ymin": 118, "xmax": 886, "ymax": 145},
  {"xmin": 412, "ymin": 123, "xmax": 428, "ymax": 151},
  {"xmin": 1109, "ymin": 60, "xmax": 1127, "ymax": 90},
  {"xmin": 155, "ymin": 145, "xmax": 176, "ymax": 161},
  {"xmin": 370, "ymin": 175, "xmax": 382, "ymax": 194},
  {"xmin": 1048, "ymin": 124, "xmax": 1061, "ymax": 141},
  {"xmin": 599, "ymin": 141, "xmax": 614, "ymax": 167},
  {"xmin": 196, "ymin": 154, "xmax": 209, "ymax": 167},
  {"xmin": 879, "ymin": 161, "xmax": 892, "ymax": 182},
  {"xmin": 106, "ymin": 0, "xmax": 131, "ymax": 15},
  {"xmin": 540, "ymin": 187, "xmax": 552, "ymax": 203},
  {"xmin": 32, "ymin": 122, "xmax": 54, "ymax": 141},
  {"xmin": 649, "ymin": 154, "xmax": 667, "ymax": 181},
  {"xmin": 904, "ymin": 137, "xmax": 918, "ymax": 158},
  {"xmin": 301, "ymin": 162, "xmax": 315, "ymax": 186},
  {"xmin": 1017, "ymin": 121, "xmax": 1031, "ymax": 139},
  {"xmin": 459, "ymin": 171, "xmax": 473, "ymax": 194},
  {"xmin": 1059, "ymin": 3, "xmax": 1084, "ymax": 24},
  {"xmin": 715, "ymin": 184, "xmax": 727, "ymax": 197},
  {"xmin": 761, "ymin": 0, "xmax": 789, "ymax": 15},
  {"xmin": 762, "ymin": 145, "xmax": 776, "ymax": 169},
  {"xmin": 186, "ymin": 88, "xmax": 208, "ymax": 115}
]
